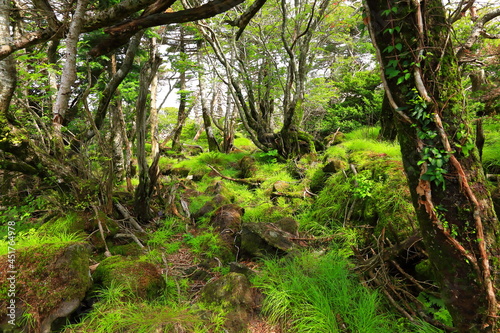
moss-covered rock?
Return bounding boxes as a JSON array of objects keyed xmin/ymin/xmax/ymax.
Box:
[
  {"xmin": 275, "ymin": 217, "xmax": 299, "ymax": 236},
  {"xmin": 92, "ymin": 255, "xmax": 165, "ymax": 300},
  {"xmin": 240, "ymin": 222, "xmax": 299, "ymax": 258},
  {"xmin": 37, "ymin": 212, "xmax": 87, "ymax": 236},
  {"xmin": 237, "ymin": 156, "xmax": 257, "ymax": 179},
  {"xmin": 0, "ymin": 242, "xmax": 91, "ymax": 333},
  {"xmin": 312, "ymin": 150, "xmax": 417, "ymax": 244},
  {"xmin": 200, "ymin": 272, "xmax": 256, "ymax": 333}
]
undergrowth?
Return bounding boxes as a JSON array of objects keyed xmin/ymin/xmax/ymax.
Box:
[{"xmin": 254, "ymin": 251, "xmax": 443, "ymax": 333}]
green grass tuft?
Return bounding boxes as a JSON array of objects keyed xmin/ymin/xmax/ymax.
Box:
[{"xmin": 254, "ymin": 251, "xmax": 443, "ymax": 333}]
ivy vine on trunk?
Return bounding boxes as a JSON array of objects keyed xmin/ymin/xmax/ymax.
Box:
[{"xmin": 364, "ymin": 0, "xmax": 500, "ymax": 331}]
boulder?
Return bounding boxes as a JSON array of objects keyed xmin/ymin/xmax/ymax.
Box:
[
  {"xmin": 192, "ymin": 194, "xmax": 230, "ymax": 220},
  {"xmin": 240, "ymin": 222, "xmax": 299, "ymax": 258},
  {"xmin": 275, "ymin": 217, "xmax": 299, "ymax": 236},
  {"xmin": 237, "ymin": 156, "xmax": 257, "ymax": 178},
  {"xmin": 200, "ymin": 272, "xmax": 256, "ymax": 332},
  {"xmin": 92, "ymin": 256, "xmax": 165, "ymax": 300},
  {"xmin": 0, "ymin": 242, "xmax": 91, "ymax": 333},
  {"xmin": 322, "ymin": 158, "xmax": 346, "ymax": 173},
  {"xmin": 210, "ymin": 204, "xmax": 244, "ymax": 250}
]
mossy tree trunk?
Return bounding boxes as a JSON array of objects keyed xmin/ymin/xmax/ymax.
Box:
[{"xmin": 365, "ymin": 0, "xmax": 499, "ymax": 331}]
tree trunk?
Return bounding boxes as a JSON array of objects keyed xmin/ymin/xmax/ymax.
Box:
[
  {"xmin": 150, "ymin": 36, "xmax": 160, "ymax": 159},
  {"xmin": 197, "ymin": 40, "xmax": 220, "ymax": 152},
  {"xmin": 378, "ymin": 92, "xmax": 397, "ymax": 141},
  {"xmin": 0, "ymin": 0, "xmax": 16, "ymax": 117},
  {"xmin": 134, "ymin": 55, "xmax": 161, "ymax": 222},
  {"xmin": 470, "ymin": 70, "xmax": 486, "ymax": 160},
  {"xmin": 222, "ymin": 87, "xmax": 235, "ymax": 153},
  {"xmin": 365, "ymin": 0, "xmax": 499, "ymax": 331},
  {"xmin": 52, "ymin": 0, "xmax": 88, "ymax": 150},
  {"xmin": 171, "ymin": 28, "xmax": 189, "ymax": 152}
]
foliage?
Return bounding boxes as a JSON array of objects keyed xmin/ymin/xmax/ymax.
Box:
[
  {"xmin": 0, "ymin": 195, "xmax": 46, "ymax": 238},
  {"xmin": 482, "ymin": 116, "xmax": 500, "ymax": 173},
  {"xmin": 64, "ymin": 297, "xmax": 205, "ymax": 333},
  {"xmin": 254, "ymin": 251, "xmax": 441, "ymax": 332},
  {"xmin": 417, "ymin": 292, "xmax": 453, "ymax": 327},
  {"xmin": 320, "ymin": 70, "xmax": 384, "ymax": 134},
  {"xmin": 147, "ymin": 217, "xmax": 184, "ymax": 253},
  {"xmin": 183, "ymin": 232, "xmax": 225, "ymax": 259}
]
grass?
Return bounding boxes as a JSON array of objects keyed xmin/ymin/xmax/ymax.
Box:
[
  {"xmin": 482, "ymin": 116, "xmax": 500, "ymax": 173},
  {"xmin": 64, "ymin": 299, "xmax": 204, "ymax": 333},
  {"xmin": 253, "ymin": 251, "xmax": 443, "ymax": 333},
  {"xmin": 0, "ymin": 230, "xmax": 85, "ymax": 255}
]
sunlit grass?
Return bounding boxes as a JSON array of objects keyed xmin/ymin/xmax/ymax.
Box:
[{"xmin": 0, "ymin": 230, "xmax": 85, "ymax": 255}]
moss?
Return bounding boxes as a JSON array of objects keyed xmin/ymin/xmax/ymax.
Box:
[
  {"xmin": 0, "ymin": 242, "xmax": 91, "ymax": 323},
  {"xmin": 311, "ymin": 145, "xmax": 417, "ymax": 244},
  {"xmin": 92, "ymin": 256, "xmax": 165, "ymax": 300},
  {"xmin": 108, "ymin": 242, "xmax": 143, "ymax": 256},
  {"xmin": 37, "ymin": 212, "xmax": 87, "ymax": 236}
]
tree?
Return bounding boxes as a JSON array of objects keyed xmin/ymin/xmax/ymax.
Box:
[
  {"xmin": 364, "ymin": 0, "xmax": 499, "ymax": 331},
  {"xmin": 196, "ymin": 0, "xmax": 332, "ymax": 158}
]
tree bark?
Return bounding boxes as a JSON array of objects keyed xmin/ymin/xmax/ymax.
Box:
[
  {"xmin": 0, "ymin": 0, "xmax": 16, "ymax": 117},
  {"xmin": 197, "ymin": 40, "xmax": 220, "ymax": 152},
  {"xmin": 364, "ymin": 0, "xmax": 499, "ymax": 331},
  {"xmin": 378, "ymin": 92, "xmax": 397, "ymax": 141},
  {"xmin": 134, "ymin": 55, "xmax": 161, "ymax": 222},
  {"xmin": 150, "ymin": 37, "xmax": 160, "ymax": 160},
  {"xmin": 171, "ymin": 28, "xmax": 189, "ymax": 152},
  {"xmin": 52, "ymin": 0, "xmax": 88, "ymax": 150}
]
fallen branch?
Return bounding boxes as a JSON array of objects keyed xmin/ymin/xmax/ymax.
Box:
[
  {"xmin": 114, "ymin": 201, "xmax": 146, "ymax": 233},
  {"xmin": 115, "ymin": 232, "xmax": 145, "ymax": 248},
  {"xmin": 271, "ymin": 191, "xmax": 312, "ymax": 200},
  {"xmin": 207, "ymin": 164, "xmax": 262, "ymax": 186},
  {"xmin": 355, "ymin": 232, "xmax": 422, "ymax": 273},
  {"xmin": 92, "ymin": 205, "xmax": 112, "ymax": 257}
]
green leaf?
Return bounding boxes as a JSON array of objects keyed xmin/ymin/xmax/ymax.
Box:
[
  {"xmin": 385, "ymin": 67, "xmax": 400, "ymax": 79},
  {"xmin": 395, "ymin": 43, "xmax": 402, "ymax": 51}
]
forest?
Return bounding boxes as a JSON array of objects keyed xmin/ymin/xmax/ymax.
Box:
[{"xmin": 1, "ymin": 0, "xmax": 500, "ymax": 332}]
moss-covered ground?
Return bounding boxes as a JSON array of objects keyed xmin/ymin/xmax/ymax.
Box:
[{"xmin": 1, "ymin": 124, "xmax": 499, "ymax": 332}]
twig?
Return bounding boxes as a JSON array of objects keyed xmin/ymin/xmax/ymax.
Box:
[
  {"xmin": 207, "ymin": 164, "xmax": 262, "ymax": 186},
  {"xmin": 114, "ymin": 201, "xmax": 146, "ymax": 233},
  {"xmin": 92, "ymin": 205, "xmax": 111, "ymax": 257},
  {"xmin": 114, "ymin": 232, "xmax": 145, "ymax": 248}
]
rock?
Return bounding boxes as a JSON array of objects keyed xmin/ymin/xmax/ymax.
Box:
[
  {"xmin": 275, "ymin": 217, "xmax": 299, "ymax": 236},
  {"xmin": 325, "ymin": 131, "xmax": 345, "ymax": 145},
  {"xmin": 200, "ymin": 272, "xmax": 255, "ymax": 332},
  {"xmin": 192, "ymin": 194, "xmax": 230, "ymax": 220},
  {"xmin": 210, "ymin": 204, "xmax": 244, "ymax": 252},
  {"xmin": 240, "ymin": 222, "xmax": 298, "ymax": 258},
  {"xmin": 322, "ymin": 158, "xmax": 346, "ymax": 173},
  {"xmin": 210, "ymin": 204, "xmax": 244, "ymax": 232},
  {"xmin": 237, "ymin": 156, "xmax": 257, "ymax": 178},
  {"xmin": 92, "ymin": 256, "xmax": 165, "ymax": 300},
  {"xmin": 0, "ymin": 242, "xmax": 92, "ymax": 333},
  {"xmin": 204, "ymin": 180, "xmax": 225, "ymax": 195},
  {"xmin": 229, "ymin": 262, "xmax": 256, "ymax": 278}
]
